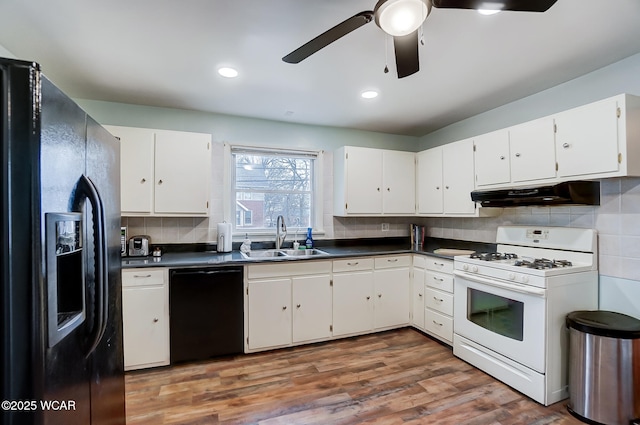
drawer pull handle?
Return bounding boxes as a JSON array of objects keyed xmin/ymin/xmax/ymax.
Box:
[
  {"xmin": 133, "ymin": 274, "xmax": 152, "ymax": 278},
  {"xmin": 347, "ymin": 262, "xmax": 359, "ymax": 266},
  {"xmin": 433, "ymin": 320, "xmax": 443, "ymax": 327},
  {"xmin": 433, "ymin": 276, "xmax": 444, "ymax": 282},
  {"xmin": 153, "ymin": 318, "xmax": 159, "ymax": 323},
  {"xmin": 433, "ymin": 297, "xmax": 443, "ymax": 302},
  {"xmin": 387, "ymin": 258, "xmax": 398, "ymax": 262},
  {"xmin": 434, "ymin": 262, "xmax": 444, "ymax": 267}
]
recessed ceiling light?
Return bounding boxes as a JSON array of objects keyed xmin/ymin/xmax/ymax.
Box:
[
  {"xmin": 361, "ymin": 90, "xmax": 379, "ymax": 99},
  {"xmin": 477, "ymin": 9, "xmax": 501, "ymax": 15},
  {"xmin": 218, "ymin": 67, "xmax": 238, "ymax": 78}
]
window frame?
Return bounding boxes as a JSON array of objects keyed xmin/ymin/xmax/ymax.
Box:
[{"xmin": 224, "ymin": 144, "xmax": 324, "ymax": 239}]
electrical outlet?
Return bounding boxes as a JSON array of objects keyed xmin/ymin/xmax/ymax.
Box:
[{"xmin": 381, "ymin": 223, "xmax": 390, "ymax": 231}]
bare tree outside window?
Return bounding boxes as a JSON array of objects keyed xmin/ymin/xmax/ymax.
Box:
[{"xmin": 232, "ymin": 148, "xmax": 316, "ymax": 231}]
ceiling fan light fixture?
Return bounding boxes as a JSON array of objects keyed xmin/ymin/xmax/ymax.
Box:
[
  {"xmin": 476, "ymin": 2, "xmax": 505, "ymax": 14},
  {"xmin": 375, "ymin": 0, "xmax": 430, "ymax": 37},
  {"xmin": 477, "ymin": 8, "xmax": 501, "ymax": 15}
]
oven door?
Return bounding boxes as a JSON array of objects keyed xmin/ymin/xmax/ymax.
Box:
[{"xmin": 454, "ymin": 271, "xmax": 546, "ymax": 373}]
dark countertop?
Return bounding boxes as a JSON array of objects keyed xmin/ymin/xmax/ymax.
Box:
[{"xmin": 121, "ymin": 237, "xmax": 496, "ymax": 269}]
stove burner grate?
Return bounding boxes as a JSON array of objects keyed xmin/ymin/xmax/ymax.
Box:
[
  {"xmin": 470, "ymin": 252, "xmax": 518, "ymax": 261},
  {"xmin": 514, "ymin": 258, "xmax": 573, "ymax": 269}
]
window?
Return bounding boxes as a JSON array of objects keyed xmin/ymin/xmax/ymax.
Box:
[{"xmin": 231, "ymin": 146, "xmax": 319, "ymax": 233}]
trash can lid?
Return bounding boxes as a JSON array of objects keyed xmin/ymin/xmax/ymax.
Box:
[{"xmin": 566, "ymin": 310, "xmax": 640, "ymax": 339}]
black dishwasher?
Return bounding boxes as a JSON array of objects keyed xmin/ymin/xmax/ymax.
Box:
[{"xmin": 169, "ymin": 266, "xmax": 244, "ymax": 363}]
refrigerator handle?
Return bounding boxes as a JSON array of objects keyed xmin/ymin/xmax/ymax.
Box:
[{"xmin": 72, "ymin": 174, "xmax": 109, "ymax": 357}]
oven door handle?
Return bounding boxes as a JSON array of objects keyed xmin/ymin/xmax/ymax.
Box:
[{"xmin": 454, "ymin": 271, "xmax": 546, "ymax": 297}]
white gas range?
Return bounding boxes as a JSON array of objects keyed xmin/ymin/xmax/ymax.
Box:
[{"xmin": 452, "ymin": 226, "xmax": 599, "ymax": 406}]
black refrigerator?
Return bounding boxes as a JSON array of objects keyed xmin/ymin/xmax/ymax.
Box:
[{"xmin": 1, "ymin": 58, "xmax": 125, "ymax": 424}]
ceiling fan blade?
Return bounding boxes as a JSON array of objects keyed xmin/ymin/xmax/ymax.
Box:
[
  {"xmin": 282, "ymin": 11, "xmax": 374, "ymax": 64},
  {"xmin": 431, "ymin": 0, "xmax": 557, "ymax": 12},
  {"xmin": 393, "ymin": 30, "xmax": 419, "ymax": 78}
]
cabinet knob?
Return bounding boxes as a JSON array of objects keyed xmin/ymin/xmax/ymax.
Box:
[
  {"xmin": 515, "ymin": 153, "xmax": 521, "ymax": 157},
  {"xmin": 377, "ymin": 187, "xmax": 380, "ymax": 192},
  {"xmin": 445, "ymin": 186, "xmax": 449, "ymax": 189},
  {"xmin": 366, "ymin": 296, "xmax": 371, "ymax": 300},
  {"xmin": 436, "ymin": 186, "xmax": 440, "ymax": 190},
  {"xmin": 378, "ymin": 294, "xmax": 382, "ymax": 298},
  {"xmin": 387, "ymin": 187, "xmax": 390, "ymax": 192},
  {"xmin": 562, "ymin": 142, "xmax": 570, "ymax": 149},
  {"xmin": 418, "ymin": 293, "xmax": 423, "ymax": 297},
  {"xmin": 158, "ymin": 179, "xmax": 163, "ymax": 185},
  {"xmin": 153, "ymin": 318, "xmax": 159, "ymax": 323},
  {"xmin": 282, "ymin": 306, "xmax": 287, "ymax": 310},
  {"xmin": 296, "ymin": 304, "xmax": 301, "ymax": 308},
  {"xmin": 141, "ymin": 178, "xmax": 146, "ymax": 183},
  {"xmin": 499, "ymin": 156, "xmax": 505, "ymax": 160}
]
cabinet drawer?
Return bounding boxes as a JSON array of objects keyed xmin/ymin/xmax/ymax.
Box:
[
  {"xmin": 248, "ymin": 261, "xmax": 331, "ymax": 279},
  {"xmin": 374, "ymin": 255, "xmax": 411, "ymax": 269},
  {"xmin": 424, "ymin": 310, "xmax": 453, "ymax": 343},
  {"xmin": 333, "ymin": 257, "xmax": 374, "ymax": 273},
  {"xmin": 424, "ymin": 288, "xmax": 453, "ymax": 316},
  {"xmin": 122, "ymin": 269, "xmax": 165, "ymax": 287},
  {"xmin": 425, "ymin": 271, "xmax": 454, "ymax": 293},
  {"xmin": 425, "ymin": 257, "xmax": 453, "ymax": 274},
  {"xmin": 413, "ymin": 255, "xmax": 426, "ymax": 269}
]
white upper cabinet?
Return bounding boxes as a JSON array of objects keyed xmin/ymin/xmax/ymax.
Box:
[
  {"xmin": 555, "ymin": 94, "xmax": 640, "ymax": 179},
  {"xmin": 334, "ymin": 146, "xmax": 415, "ymax": 216},
  {"xmin": 105, "ymin": 125, "xmax": 211, "ymax": 216},
  {"xmin": 417, "ymin": 139, "xmax": 477, "ymax": 216},
  {"xmin": 509, "ymin": 117, "xmax": 557, "ymax": 184},
  {"xmin": 474, "ymin": 129, "xmax": 511, "ymax": 187},
  {"xmin": 474, "ymin": 118, "xmax": 557, "ymax": 189}
]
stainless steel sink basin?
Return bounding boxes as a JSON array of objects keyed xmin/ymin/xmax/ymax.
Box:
[
  {"xmin": 241, "ymin": 249, "xmax": 288, "ymax": 258},
  {"xmin": 282, "ymin": 249, "xmax": 329, "ymax": 256},
  {"xmin": 240, "ymin": 248, "xmax": 329, "ymax": 259}
]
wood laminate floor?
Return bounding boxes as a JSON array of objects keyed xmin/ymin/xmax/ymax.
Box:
[{"xmin": 125, "ymin": 328, "xmax": 583, "ymax": 425}]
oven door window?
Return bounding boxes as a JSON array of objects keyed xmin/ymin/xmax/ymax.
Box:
[{"xmin": 467, "ymin": 288, "xmax": 524, "ymax": 341}]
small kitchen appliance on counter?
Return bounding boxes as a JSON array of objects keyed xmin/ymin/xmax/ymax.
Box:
[
  {"xmin": 128, "ymin": 235, "xmax": 151, "ymax": 257},
  {"xmin": 217, "ymin": 222, "xmax": 232, "ymax": 253}
]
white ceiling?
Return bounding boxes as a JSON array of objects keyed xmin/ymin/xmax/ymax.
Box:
[{"xmin": 1, "ymin": 0, "xmax": 640, "ymax": 137}]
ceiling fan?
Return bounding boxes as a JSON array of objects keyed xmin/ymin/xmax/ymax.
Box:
[{"xmin": 282, "ymin": 0, "xmax": 558, "ymax": 78}]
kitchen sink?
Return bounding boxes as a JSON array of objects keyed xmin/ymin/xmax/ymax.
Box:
[
  {"xmin": 281, "ymin": 249, "xmax": 329, "ymax": 256},
  {"xmin": 240, "ymin": 248, "xmax": 329, "ymax": 259},
  {"xmin": 241, "ymin": 249, "xmax": 288, "ymax": 258}
]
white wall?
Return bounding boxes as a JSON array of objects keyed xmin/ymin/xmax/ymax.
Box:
[{"xmin": 0, "ymin": 42, "xmax": 16, "ymax": 58}]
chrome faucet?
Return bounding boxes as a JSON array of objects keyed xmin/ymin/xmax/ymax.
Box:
[{"xmin": 275, "ymin": 215, "xmax": 287, "ymax": 249}]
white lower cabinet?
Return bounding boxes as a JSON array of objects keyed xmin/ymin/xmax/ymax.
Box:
[
  {"xmin": 245, "ymin": 261, "xmax": 332, "ymax": 351},
  {"xmin": 332, "ymin": 258, "xmax": 375, "ymax": 336},
  {"xmin": 411, "ymin": 256, "xmax": 426, "ymax": 329},
  {"xmin": 121, "ymin": 268, "xmax": 169, "ymax": 371},
  {"xmin": 423, "ymin": 257, "xmax": 454, "ymax": 344},
  {"xmin": 373, "ymin": 255, "xmax": 411, "ymax": 329}
]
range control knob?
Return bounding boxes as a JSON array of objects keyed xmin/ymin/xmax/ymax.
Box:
[
  {"xmin": 471, "ymin": 265, "xmax": 479, "ymax": 273},
  {"xmin": 521, "ymin": 275, "xmax": 530, "ymax": 284},
  {"xmin": 508, "ymin": 273, "xmax": 516, "ymax": 281},
  {"xmin": 462, "ymin": 264, "xmax": 469, "ymax": 271}
]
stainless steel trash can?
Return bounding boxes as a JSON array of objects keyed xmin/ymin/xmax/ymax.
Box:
[{"xmin": 566, "ymin": 310, "xmax": 640, "ymax": 425}]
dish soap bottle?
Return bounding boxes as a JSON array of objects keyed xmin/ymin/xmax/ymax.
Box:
[
  {"xmin": 240, "ymin": 233, "xmax": 252, "ymax": 253},
  {"xmin": 305, "ymin": 227, "xmax": 313, "ymax": 249}
]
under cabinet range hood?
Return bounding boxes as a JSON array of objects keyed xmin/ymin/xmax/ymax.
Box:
[{"xmin": 471, "ymin": 181, "xmax": 600, "ymax": 207}]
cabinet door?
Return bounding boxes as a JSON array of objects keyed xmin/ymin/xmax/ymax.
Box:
[
  {"xmin": 247, "ymin": 278, "xmax": 292, "ymax": 350},
  {"xmin": 416, "ymin": 148, "xmax": 443, "ymax": 214},
  {"xmin": 374, "ymin": 268, "xmax": 411, "ymax": 329},
  {"xmin": 154, "ymin": 130, "xmax": 211, "ymax": 214},
  {"xmin": 292, "ymin": 274, "xmax": 332, "ymax": 343},
  {"xmin": 442, "ymin": 139, "xmax": 476, "ymax": 214},
  {"xmin": 344, "ymin": 147, "xmax": 383, "ymax": 214},
  {"xmin": 474, "ymin": 129, "xmax": 510, "ymax": 187},
  {"xmin": 555, "ymin": 97, "xmax": 620, "ymax": 178},
  {"xmin": 122, "ymin": 285, "xmax": 169, "ymax": 370},
  {"xmin": 509, "ymin": 117, "xmax": 557, "ymax": 183},
  {"xmin": 332, "ymin": 271, "xmax": 374, "ymax": 336},
  {"xmin": 412, "ymin": 268, "xmax": 425, "ymax": 329},
  {"xmin": 382, "ymin": 150, "xmax": 415, "ymax": 214},
  {"xmin": 106, "ymin": 126, "xmax": 155, "ymax": 214}
]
